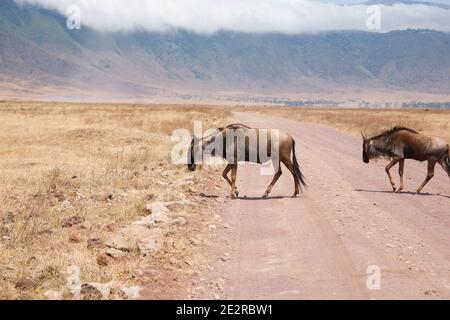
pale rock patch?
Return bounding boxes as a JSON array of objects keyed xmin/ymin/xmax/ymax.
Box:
[
  {"xmin": 44, "ymin": 290, "xmax": 63, "ymax": 300},
  {"xmin": 121, "ymin": 286, "xmax": 141, "ymax": 300}
]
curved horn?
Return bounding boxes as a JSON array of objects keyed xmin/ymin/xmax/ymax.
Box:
[{"xmin": 361, "ymin": 131, "xmax": 367, "ymax": 140}]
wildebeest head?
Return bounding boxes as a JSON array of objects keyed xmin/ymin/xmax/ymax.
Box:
[
  {"xmin": 361, "ymin": 131, "xmax": 370, "ymax": 163},
  {"xmin": 362, "ymin": 131, "xmax": 386, "ymax": 163},
  {"xmin": 187, "ymin": 128, "xmax": 225, "ymax": 171}
]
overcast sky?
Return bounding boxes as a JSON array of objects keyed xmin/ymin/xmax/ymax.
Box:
[{"xmin": 14, "ymin": 0, "xmax": 450, "ymax": 33}]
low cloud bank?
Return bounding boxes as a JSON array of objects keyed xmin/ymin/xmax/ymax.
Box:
[{"xmin": 15, "ymin": 0, "xmax": 450, "ymax": 33}]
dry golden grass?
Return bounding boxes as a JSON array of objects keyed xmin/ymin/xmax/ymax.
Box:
[
  {"xmin": 248, "ymin": 107, "xmax": 450, "ymax": 142},
  {"xmin": 2, "ymin": 101, "xmax": 449, "ymax": 299},
  {"xmin": 0, "ymin": 101, "xmax": 229, "ymax": 299}
]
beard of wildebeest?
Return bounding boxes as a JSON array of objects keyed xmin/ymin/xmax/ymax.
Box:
[
  {"xmin": 361, "ymin": 132, "xmax": 370, "ymax": 163},
  {"xmin": 187, "ymin": 138, "xmax": 197, "ymax": 171}
]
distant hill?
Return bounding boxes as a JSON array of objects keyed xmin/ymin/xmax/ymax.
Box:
[{"xmin": 1, "ymin": 0, "xmax": 450, "ymax": 102}]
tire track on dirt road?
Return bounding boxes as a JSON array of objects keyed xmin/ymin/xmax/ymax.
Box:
[{"xmin": 205, "ymin": 112, "xmax": 450, "ymax": 300}]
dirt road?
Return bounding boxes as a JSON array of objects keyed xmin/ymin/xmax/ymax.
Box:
[{"xmin": 205, "ymin": 112, "xmax": 450, "ymax": 300}]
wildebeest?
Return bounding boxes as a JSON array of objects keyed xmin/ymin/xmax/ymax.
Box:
[
  {"xmin": 361, "ymin": 126, "xmax": 450, "ymax": 193},
  {"xmin": 187, "ymin": 123, "xmax": 306, "ymax": 198}
]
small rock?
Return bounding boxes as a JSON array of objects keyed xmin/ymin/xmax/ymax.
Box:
[
  {"xmin": 172, "ymin": 175, "xmax": 194, "ymax": 187},
  {"xmin": 104, "ymin": 224, "xmax": 117, "ymax": 232},
  {"xmin": 75, "ymin": 192, "xmax": 85, "ymax": 201},
  {"xmin": 87, "ymin": 282, "xmax": 114, "ymax": 299},
  {"xmin": 15, "ymin": 278, "xmax": 35, "ymax": 290},
  {"xmin": 69, "ymin": 234, "xmax": 81, "ymax": 243},
  {"xmin": 208, "ymin": 224, "xmax": 217, "ymax": 229},
  {"xmin": 223, "ymin": 223, "xmax": 230, "ymax": 229},
  {"xmin": 216, "ymin": 197, "xmax": 225, "ymax": 203},
  {"xmin": 104, "ymin": 193, "xmax": 114, "ymax": 201},
  {"xmin": 44, "ymin": 290, "xmax": 63, "ymax": 300},
  {"xmin": 145, "ymin": 202, "xmax": 170, "ymax": 214},
  {"xmin": 121, "ymin": 286, "xmax": 141, "ymax": 300},
  {"xmin": 105, "ymin": 225, "xmax": 164, "ymax": 257},
  {"xmin": 166, "ymin": 203, "xmax": 184, "ymax": 212},
  {"xmin": 79, "ymin": 221, "xmax": 92, "ymax": 230},
  {"xmin": 171, "ymin": 217, "xmax": 188, "ymax": 226},
  {"xmin": 5, "ymin": 263, "xmax": 16, "ymax": 270},
  {"xmin": 2, "ymin": 235, "xmax": 11, "ymax": 241},
  {"xmin": 146, "ymin": 194, "xmax": 156, "ymax": 201},
  {"xmin": 27, "ymin": 257, "xmax": 37, "ymax": 265},
  {"xmin": 48, "ymin": 183, "xmax": 56, "ymax": 193},
  {"xmin": 160, "ymin": 170, "xmax": 173, "ymax": 178},
  {"xmin": 87, "ymin": 237, "xmax": 104, "ymax": 249},
  {"xmin": 60, "ymin": 199, "xmax": 73, "ymax": 211},
  {"xmin": 106, "ymin": 248, "xmax": 128, "ymax": 259},
  {"xmin": 80, "ymin": 284, "xmax": 103, "ymax": 300},
  {"xmin": 189, "ymin": 238, "xmax": 201, "ymax": 246},
  {"xmin": 424, "ymin": 289, "xmax": 438, "ymax": 296},
  {"xmin": 62, "ymin": 215, "xmax": 83, "ymax": 228},
  {"xmin": 96, "ymin": 254, "xmax": 109, "ymax": 267},
  {"xmin": 133, "ymin": 211, "xmax": 169, "ymax": 229},
  {"xmin": 38, "ymin": 229, "xmax": 53, "ymax": 236},
  {"xmin": 54, "ymin": 191, "xmax": 65, "ymax": 202}
]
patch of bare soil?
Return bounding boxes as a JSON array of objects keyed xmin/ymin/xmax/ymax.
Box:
[{"xmin": 139, "ymin": 166, "xmax": 228, "ymax": 299}]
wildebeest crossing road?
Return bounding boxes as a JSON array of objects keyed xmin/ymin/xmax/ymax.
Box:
[{"xmin": 208, "ymin": 112, "xmax": 450, "ymax": 299}]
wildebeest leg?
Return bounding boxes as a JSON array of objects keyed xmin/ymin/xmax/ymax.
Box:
[
  {"xmin": 263, "ymin": 160, "xmax": 282, "ymax": 198},
  {"xmin": 395, "ymin": 159, "xmax": 405, "ymax": 193},
  {"xmin": 281, "ymin": 157, "xmax": 299, "ymax": 197},
  {"xmin": 416, "ymin": 159, "xmax": 436, "ymax": 193},
  {"xmin": 231, "ymin": 163, "xmax": 238, "ymax": 199},
  {"xmin": 438, "ymin": 158, "xmax": 450, "ymax": 178},
  {"xmin": 223, "ymin": 164, "xmax": 239, "ymax": 196},
  {"xmin": 385, "ymin": 158, "xmax": 400, "ymax": 192},
  {"xmin": 222, "ymin": 164, "xmax": 233, "ymax": 188}
]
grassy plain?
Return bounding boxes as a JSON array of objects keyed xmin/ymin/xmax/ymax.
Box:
[
  {"xmin": 0, "ymin": 101, "xmax": 228, "ymax": 299},
  {"xmin": 1, "ymin": 101, "xmax": 449, "ymax": 299},
  {"xmin": 251, "ymin": 107, "xmax": 450, "ymax": 141}
]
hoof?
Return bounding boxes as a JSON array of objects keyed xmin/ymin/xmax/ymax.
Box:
[
  {"xmin": 292, "ymin": 193, "xmax": 298, "ymax": 198},
  {"xmin": 262, "ymin": 193, "xmax": 269, "ymax": 199},
  {"xmin": 395, "ymin": 188, "xmax": 403, "ymax": 193}
]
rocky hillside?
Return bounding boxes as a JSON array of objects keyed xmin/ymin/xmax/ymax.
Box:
[{"xmin": 1, "ymin": 0, "xmax": 450, "ymax": 101}]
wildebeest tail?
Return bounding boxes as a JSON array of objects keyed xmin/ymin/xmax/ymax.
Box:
[
  {"xmin": 446, "ymin": 145, "xmax": 450, "ymax": 173},
  {"xmin": 292, "ymin": 140, "xmax": 307, "ymax": 190}
]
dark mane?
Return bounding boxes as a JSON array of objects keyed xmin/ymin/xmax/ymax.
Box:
[
  {"xmin": 202, "ymin": 123, "xmax": 253, "ymax": 141},
  {"xmin": 372, "ymin": 126, "xmax": 419, "ymax": 140},
  {"xmin": 226, "ymin": 123, "xmax": 252, "ymax": 130}
]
